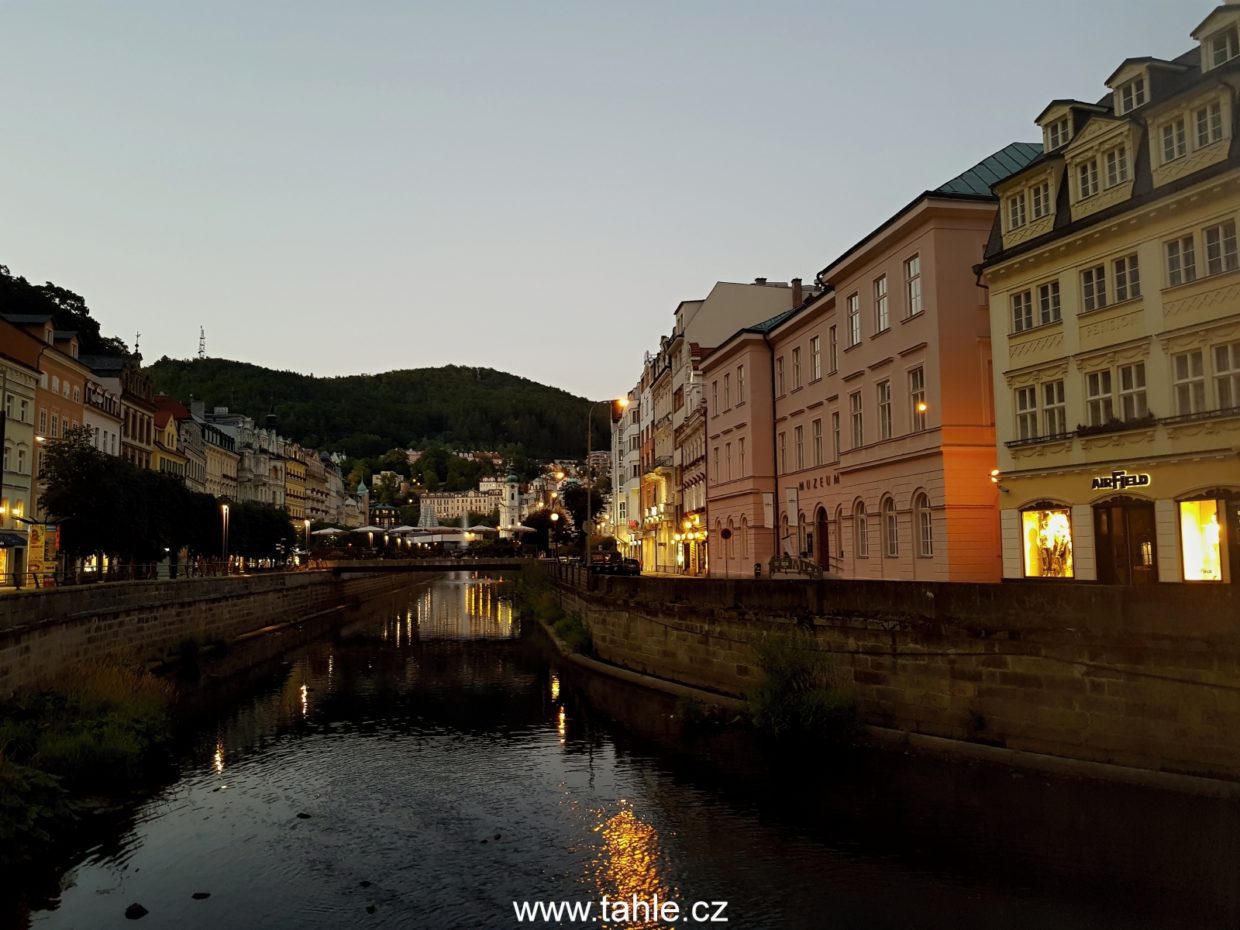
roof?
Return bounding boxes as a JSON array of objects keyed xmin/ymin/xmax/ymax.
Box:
[
  {"xmin": 1104, "ymin": 56, "xmax": 1191, "ymax": 86},
  {"xmin": 0, "ymin": 313, "xmax": 52, "ymax": 325},
  {"xmin": 1192, "ymin": 5, "xmax": 1240, "ymax": 40},
  {"xmin": 1034, "ymin": 99, "xmax": 1109, "ymax": 124},
  {"xmin": 78, "ymin": 354, "xmax": 131, "ymax": 373},
  {"xmin": 934, "ymin": 142, "xmax": 1043, "ymax": 196},
  {"xmin": 744, "ymin": 307, "xmax": 798, "ymax": 335}
]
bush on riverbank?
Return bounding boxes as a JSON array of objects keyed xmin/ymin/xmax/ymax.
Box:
[
  {"xmin": 515, "ymin": 566, "xmax": 593, "ymax": 655},
  {"xmin": 749, "ymin": 629, "xmax": 857, "ymax": 742},
  {"xmin": 0, "ymin": 664, "xmax": 175, "ymax": 865}
]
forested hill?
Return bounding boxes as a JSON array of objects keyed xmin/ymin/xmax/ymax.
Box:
[{"xmin": 147, "ymin": 357, "xmax": 600, "ymax": 459}]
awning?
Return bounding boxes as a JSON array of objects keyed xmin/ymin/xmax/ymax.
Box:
[{"xmin": 0, "ymin": 532, "xmax": 27, "ymax": 548}]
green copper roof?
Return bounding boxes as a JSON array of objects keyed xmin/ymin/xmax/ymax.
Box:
[{"xmin": 935, "ymin": 141, "xmax": 1043, "ymax": 197}]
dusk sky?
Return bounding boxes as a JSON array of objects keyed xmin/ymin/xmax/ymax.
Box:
[{"xmin": 2, "ymin": 1, "xmax": 1197, "ymax": 400}]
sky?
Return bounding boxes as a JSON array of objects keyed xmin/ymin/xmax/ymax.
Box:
[{"xmin": 1, "ymin": 0, "xmax": 1202, "ymax": 400}]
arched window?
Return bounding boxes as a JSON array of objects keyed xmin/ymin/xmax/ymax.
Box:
[
  {"xmin": 854, "ymin": 500, "xmax": 869, "ymax": 558},
  {"xmin": 780, "ymin": 513, "xmax": 790, "ymax": 555},
  {"xmin": 882, "ymin": 496, "xmax": 898, "ymax": 558},
  {"xmin": 835, "ymin": 505, "xmax": 845, "ymax": 558},
  {"xmin": 797, "ymin": 511, "xmax": 808, "ymax": 556},
  {"xmin": 727, "ymin": 518, "xmax": 736, "ymax": 559},
  {"xmin": 740, "ymin": 516, "xmax": 749, "ymax": 558},
  {"xmin": 915, "ymin": 492, "xmax": 933, "ymax": 557}
]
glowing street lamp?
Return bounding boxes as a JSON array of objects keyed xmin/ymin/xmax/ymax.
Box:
[{"xmin": 220, "ymin": 503, "xmax": 230, "ymax": 573}]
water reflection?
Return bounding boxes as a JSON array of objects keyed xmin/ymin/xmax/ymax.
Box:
[{"xmin": 13, "ymin": 572, "xmax": 1239, "ymax": 930}]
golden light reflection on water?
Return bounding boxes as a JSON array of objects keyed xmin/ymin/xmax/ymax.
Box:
[
  {"xmin": 591, "ymin": 802, "xmax": 674, "ymax": 929},
  {"xmin": 550, "ymin": 675, "xmax": 561, "ymax": 702},
  {"xmin": 557, "ymin": 706, "xmax": 567, "ymax": 744},
  {"xmin": 213, "ymin": 741, "xmax": 225, "ymax": 775},
  {"xmin": 300, "ymin": 683, "xmax": 309, "ymax": 718}
]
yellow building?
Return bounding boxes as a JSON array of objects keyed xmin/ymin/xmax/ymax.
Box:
[
  {"xmin": 980, "ymin": 4, "xmax": 1240, "ymax": 585},
  {"xmin": 284, "ymin": 443, "xmax": 307, "ymax": 519},
  {"xmin": 151, "ymin": 411, "xmax": 188, "ymax": 481}
]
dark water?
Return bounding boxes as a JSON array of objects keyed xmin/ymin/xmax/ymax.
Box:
[{"xmin": 14, "ymin": 573, "xmax": 1239, "ymax": 929}]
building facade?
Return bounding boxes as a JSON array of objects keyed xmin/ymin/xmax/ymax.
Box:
[{"xmin": 981, "ymin": 8, "xmax": 1240, "ymax": 585}]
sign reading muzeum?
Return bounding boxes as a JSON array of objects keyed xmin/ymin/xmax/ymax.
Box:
[{"xmin": 979, "ymin": 4, "xmax": 1240, "ymax": 584}]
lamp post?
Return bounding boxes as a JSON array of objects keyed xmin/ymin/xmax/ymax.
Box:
[
  {"xmin": 550, "ymin": 511, "xmax": 560, "ymax": 560},
  {"xmin": 220, "ymin": 503, "xmax": 230, "ymax": 574},
  {"xmin": 304, "ymin": 518, "xmax": 311, "ymax": 567},
  {"xmin": 585, "ymin": 397, "xmax": 628, "ymax": 572}
]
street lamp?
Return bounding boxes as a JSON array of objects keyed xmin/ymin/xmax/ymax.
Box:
[
  {"xmin": 220, "ymin": 503, "xmax": 230, "ymax": 574},
  {"xmin": 550, "ymin": 511, "xmax": 560, "ymax": 560},
  {"xmin": 585, "ymin": 396, "xmax": 628, "ymax": 571}
]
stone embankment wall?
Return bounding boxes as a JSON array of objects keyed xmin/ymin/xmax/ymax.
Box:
[
  {"xmin": 0, "ymin": 571, "xmax": 416, "ymax": 694},
  {"xmin": 553, "ymin": 568, "xmax": 1240, "ymax": 781}
]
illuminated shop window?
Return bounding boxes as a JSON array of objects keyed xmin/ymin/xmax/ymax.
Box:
[
  {"xmin": 1022, "ymin": 507, "xmax": 1074, "ymax": 578},
  {"xmin": 1180, "ymin": 500, "xmax": 1223, "ymax": 582}
]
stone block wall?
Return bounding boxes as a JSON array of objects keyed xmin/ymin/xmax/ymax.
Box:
[
  {"xmin": 554, "ymin": 569, "xmax": 1240, "ymax": 780},
  {"xmin": 0, "ymin": 572, "xmax": 415, "ymax": 694}
]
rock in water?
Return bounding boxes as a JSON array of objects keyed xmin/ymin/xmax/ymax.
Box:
[
  {"xmin": 192, "ymin": 893, "xmax": 211, "ymax": 900},
  {"xmin": 125, "ymin": 903, "xmax": 148, "ymax": 920}
]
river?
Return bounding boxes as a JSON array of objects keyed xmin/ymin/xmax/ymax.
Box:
[{"xmin": 11, "ymin": 572, "xmax": 1238, "ymax": 929}]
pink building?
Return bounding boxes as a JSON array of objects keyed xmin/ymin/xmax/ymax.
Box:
[{"xmin": 704, "ymin": 143, "xmax": 1041, "ymax": 581}]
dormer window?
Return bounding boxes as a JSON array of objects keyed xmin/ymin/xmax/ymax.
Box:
[
  {"xmin": 1031, "ymin": 180, "xmax": 1052, "ymax": 220},
  {"xmin": 1046, "ymin": 117, "xmax": 1071, "ymax": 150},
  {"xmin": 1196, "ymin": 101, "xmax": 1224, "ymax": 147},
  {"xmin": 1162, "ymin": 117, "xmax": 1188, "ymax": 162},
  {"xmin": 1104, "ymin": 145, "xmax": 1130, "ymax": 188},
  {"xmin": 1077, "ymin": 158, "xmax": 1099, "ymax": 199},
  {"xmin": 1210, "ymin": 27, "xmax": 1240, "ymax": 69},
  {"xmin": 1117, "ymin": 76, "xmax": 1147, "ymax": 114},
  {"xmin": 1007, "ymin": 192, "xmax": 1027, "ymax": 230}
]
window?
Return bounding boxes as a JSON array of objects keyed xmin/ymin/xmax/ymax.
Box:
[
  {"xmin": 850, "ymin": 391, "xmax": 863, "ymax": 448},
  {"xmin": 777, "ymin": 432, "xmax": 786, "ymax": 474},
  {"xmin": 1104, "ymin": 147, "xmax": 1129, "ymax": 188},
  {"xmin": 904, "ymin": 255, "xmax": 922, "ymax": 317},
  {"xmin": 1081, "ymin": 265, "xmax": 1107, "ymax": 312},
  {"xmin": 713, "ymin": 446, "xmax": 720, "ymax": 478},
  {"xmin": 1173, "ymin": 350, "xmax": 1206, "ymax": 415},
  {"xmin": 1118, "ymin": 362, "xmax": 1148, "ymax": 420},
  {"xmin": 1007, "ymin": 192, "xmax": 1026, "ymax": 229},
  {"xmin": 915, "ymin": 493, "xmax": 933, "ymax": 558},
  {"xmin": 738, "ymin": 437, "xmax": 746, "ymax": 475},
  {"xmin": 1, "ymin": 447, "xmax": 7, "ymax": 473},
  {"xmin": 1118, "ymin": 76, "xmax": 1146, "ymax": 113},
  {"xmin": 737, "ymin": 365, "xmax": 746, "ymax": 402},
  {"xmin": 1047, "ymin": 117, "xmax": 1070, "ymax": 150},
  {"xmin": 1197, "ymin": 101, "xmax": 1224, "ymax": 147},
  {"xmin": 1216, "ymin": 342, "xmax": 1240, "ymax": 409},
  {"xmin": 812, "ymin": 418, "xmax": 823, "ymax": 465},
  {"xmin": 725, "ymin": 443, "xmax": 732, "ymax": 480},
  {"xmin": 877, "ymin": 380, "xmax": 892, "ymax": 440},
  {"xmin": 1211, "ymin": 28, "xmax": 1239, "ymax": 68},
  {"xmin": 794, "ymin": 426, "xmax": 803, "ymax": 470},
  {"xmin": 1077, "ymin": 159, "xmax": 1099, "ymax": 199},
  {"xmin": 828, "ymin": 326, "xmax": 838, "ymax": 373},
  {"xmin": 1015, "ymin": 386, "xmax": 1038, "ymax": 440},
  {"xmin": 809, "ymin": 337, "xmax": 821, "ymax": 381},
  {"xmin": 1022, "ymin": 508, "xmax": 1074, "ymax": 578},
  {"xmin": 723, "ymin": 374, "xmax": 731, "ymax": 409},
  {"xmin": 1086, "ymin": 369, "xmax": 1114, "ymax": 425},
  {"xmin": 874, "ymin": 275, "xmax": 889, "ymax": 331},
  {"xmin": 792, "ymin": 348, "xmax": 802, "ymax": 389},
  {"xmin": 1043, "ymin": 380, "xmax": 1067, "ymax": 436},
  {"xmin": 831, "ymin": 412, "xmax": 840, "ymax": 460},
  {"xmin": 909, "ymin": 367, "xmax": 926, "ymax": 432},
  {"xmin": 16, "ymin": 447, "xmax": 26, "ymax": 474},
  {"xmin": 776, "ymin": 357, "xmax": 785, "ymax": 396},
  {"xmin": 1011, "ymin": 289, "xmax": 1034, "ymax": 332},
  {"xmin": 711, "ymin": 380, "xmax": 718, "ymax": 412},
  {"xmin": 847, "ymin": 293, "xmax": 861, "ymax": 346},
  {"xmin": 51, "ymin": 376, "xmax": 59, "ymax": 393},
  {"xmin": 1162, "ymin": 118, "xmax": 1187, "ymax": 162},
  {"xmin": 51, "ymin": 414, "xmax": 59, "ymax": 438},
  {"xmin": 1038, "ymin": 281, "xmax": 1061, "ymax": 324},
  {"xmin": 1181, "ymin": 500, "xmax": 1224, "ymax": 581},
  {"xmin": 1031, "ymin": 181, "xmax": 1051, "ymax": 220},
  {"xmin": 1205, "ymin": 221, "xmax": 1238, "ymax": 276},
  {"xmin": 1167, "ymin": 235, "xmax": 1197, "ymax": 286},
  {"xmin": 1114, "ymin": 254, "xmax": 1141, "ymax": 301},
  {"xmin": 854, "ymin": 501, "xmax": 869, "ymax": 558},
  {"xmin": 882, "ymin": 497, "xmax": 898, "ymax": 558}
]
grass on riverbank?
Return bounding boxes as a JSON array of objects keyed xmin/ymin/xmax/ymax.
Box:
[
  {"xmin": 749, "ymin": 629, "xmax": 858, "ymax": 743},
  {"xmin": 515, "ymin": 566, "xmax": 593, "ymax": 655},
  {"xmin": 0, "ymin": 664, "xmax": 175, "ymax": 867}
]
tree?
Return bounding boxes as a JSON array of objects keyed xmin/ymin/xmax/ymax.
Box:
[
  {"xmin": 559, "ymin": 481, "xmax": 607, "ymax": 535},
  {"xmin": 521, "ymin": 510, "xmax": 571, "ymax": 555}
]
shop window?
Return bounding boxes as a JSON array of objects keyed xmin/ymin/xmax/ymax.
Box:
[
  {"xmin": 1180, "ymin": 500, "xmax": 1223, "ymax": 582},
  {"xmin": 1022, "ymin": 507, "xmax": 1074, "ymax": 578}
]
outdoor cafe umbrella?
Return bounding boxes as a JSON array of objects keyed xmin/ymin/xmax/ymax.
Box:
[
  {"xmin": 311, "ymin": 527, "xmax": 347, "ymax": 536},
  {"xmin": 352, "ymin": 525, "xmax": 386, "ymax": 546},
  {"xmin": 466, "ymin": 525, "xmax": 497, "ymax": 533}
]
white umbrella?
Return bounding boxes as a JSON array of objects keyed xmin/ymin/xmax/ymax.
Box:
[
  {"xmin": 352, "ymin": 525, "xmax": 386, "ymax": 533},
  {"xmin": 467, "ymin": 524, "xmax": 497, "ymax": 533},
  {"xmin": 311, "ymin": 527, "xmax": 347, "ymax": 536},
  {"xmin": 390, "ymin": 525, "xmax": 417, "ymax": 533},
  {"xmin": 509, "ymin": 526, "xmax": 537, "ymax": 534}
]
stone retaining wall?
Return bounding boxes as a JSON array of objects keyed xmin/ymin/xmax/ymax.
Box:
[
  {"xmin": 554, "ymin": 570, "xmax": 1240, "ymax": 781},
  {"xmin": 0, "ymin": 571, "xmax": 416, "ymax": 694}
]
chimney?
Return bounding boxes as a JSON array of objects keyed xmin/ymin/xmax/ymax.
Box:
[
  {"xmin": 791, "ymin": 277, "xmax": 803, "ymax": 307},
  {"xmin": 754, "ymin": 277, "xmax": 767, "ymax": 286}
]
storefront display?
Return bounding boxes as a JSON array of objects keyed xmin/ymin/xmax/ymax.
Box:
[
  {"xmin": 1180, "ymin": 500, "xmax": 1223, "ymax": 582},
  {"xmin": 1022, "ymin": 507, "xmax": 1074, "ymax": 578}
]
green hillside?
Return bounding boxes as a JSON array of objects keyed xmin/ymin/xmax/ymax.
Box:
[{"xmin": 147, "ymin": 357, "xmax": 605, "ymax": 459}]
